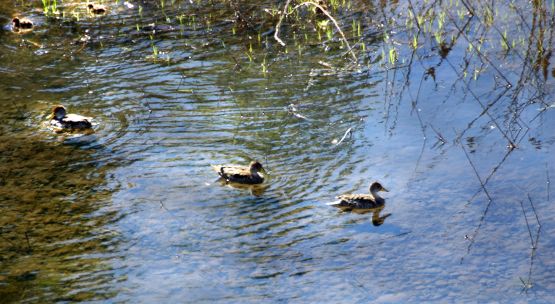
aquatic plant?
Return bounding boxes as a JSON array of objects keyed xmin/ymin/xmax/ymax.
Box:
[{"xmin": 41, "ymin": 0, "xmax": 58, "ymax": 16}]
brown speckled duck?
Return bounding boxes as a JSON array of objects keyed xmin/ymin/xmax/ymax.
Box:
[
  {"xmin": 49, "ymin": 105, "xmax": 93, "ymax": 131},
  {"xmin": 12, "ymin": 17, "xmax": 33, "ymax": 30},
  {"xmin": 87, "ymin": 4, "xmax": 107, "ymax": 14},
  {"xmin": 212, "ymin": 161, "xmax": 265, "ymax": 184},
  {"xmin": 331, "ymin": 181, "xmax": 389, "ymax": 209}
]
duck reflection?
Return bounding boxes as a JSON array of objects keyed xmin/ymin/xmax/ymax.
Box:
[
  {"xmin": 331, "ymin": 203, "xmax": 391, "ymax": 226},
  {"xmin": 215, "ymin": 178, "xmax": 268, "ymax": 196}
]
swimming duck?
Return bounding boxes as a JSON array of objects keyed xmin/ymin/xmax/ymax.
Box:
[
  {"xmin": 87, "ymin": 4, "xmax": 107, "ymax": 14},
  {"xmin": 331, "ymin": 181, "xmax": 389, "ymax": 209},
  {"xmin": 212, "ymin": 161, "xmax": 265, "ymax": 184},
  {"xmin": 12, "ymin": 17, "xmax": 33, "ymax": 30},
  {"xmin": 49, "ymin": 105, "xmax": 93, "ymax": 131}
]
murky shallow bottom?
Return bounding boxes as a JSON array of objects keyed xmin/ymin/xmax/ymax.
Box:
[{"xmin": 1, "ymin": 1, "xmax": 555, "ymax": 303}]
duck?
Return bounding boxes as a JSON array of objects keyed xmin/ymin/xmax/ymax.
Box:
[
  {"xmin": 49, "ymin": 105, "xmax": 93, "ymax": 131},
  {"xmin": 212, "ymin": 161, "xmax": 265, "ymax": 184},
  {"xmin": 12, "ymin": 17, "xmax": 33, "ymax": 30},
  {"xmin": 330, "ymin": 181, "xmax": 389, "ymax": 210},
  {"xmin": 87, "ymin": 4, "xmax": 107, "ymax": 14}
]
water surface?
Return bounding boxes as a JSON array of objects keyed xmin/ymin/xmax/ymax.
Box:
[{"xmin": 1, "ymin": 0, "xmax": 555, "ymax": 302}]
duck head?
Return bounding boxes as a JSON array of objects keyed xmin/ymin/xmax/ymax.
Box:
[
  {"xmin": 12, "ymin": 17, "xmax": 32, "ymax": 29},
  {"xmin": 88, "ymin": 4, "xmax": 106, "ymax": 13},
  {"xmin": 369, "ymin": 181, "xmax": 388, "ymax": 193},
  {"xmin": 52, "ymin": 105, "xmax": 67, "ymax": 120},
  {"xmin": 249, "ymin": 161, "xmax": 264, "ymax": 174}
]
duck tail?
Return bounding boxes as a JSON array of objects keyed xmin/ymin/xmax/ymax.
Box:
[
  {"xmin": 326, "ymin": 199, "xmax": 342, "ymax": 206},
  {"xmin": 211, "ymin": 165, "xmax": 226, "ymax": 177}
]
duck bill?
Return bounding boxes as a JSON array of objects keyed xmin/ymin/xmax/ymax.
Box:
[{"xmin": 382, "ymin": 187, "xmax": 389, "ymax": 192}]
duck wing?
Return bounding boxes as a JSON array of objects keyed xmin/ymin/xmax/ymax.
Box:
[
  {"xmin": 212, "ymin": 164, "xmax": 264, "ymax": 184},
  {"xmin": 336, "ymin": 193, "xmax": 373, "ymax": 201},
  {"xmin": 212, "ymin": 165, "xmax": 248, "ymax": 178},
  {"xmin": 63, "ymin": 113, "xmax": 92, "ymax": 123},
  {"xmin": 335, "ymin": 194, "xmax": 379, "ymax": 209}
]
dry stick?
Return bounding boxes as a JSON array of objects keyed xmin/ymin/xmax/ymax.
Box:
[
  {"xmin": 448, "ymin": 14, "xmax": 516, "ymax": 144},
  {"xmin": 439, "ymin": 11, "xmax": 515, "ymax": 144},
  {"xmin": 412, "ymin": 75, "xmax": 428, "ymax": 174},
  {"xmin": 407, "ymin": 0, "xmax": 421, "ymax": 31},
  {"xmin": 522, "ymin": 194, "xmax": 542, "ymax": 292},
  {"xmin": 460, "ymin": 143, "xmax": 493, "ymax": 262},
  {"xmin": 510, "ymin": 4, "xmax": 553, "ymax": 112},
  {"xmin": 273, "ymin": 0, "xmax": 291, "ymax": 47},
  {"xmin": 510, "ymin": 7, "xmax": 540, "ymax": 103},
  {"xmin": 527, "ymin": 194, "xmax": 541, "ymax": 229},
  {"xmin": 413, "ymin": 136, "xmax": 427, "ymax": 175},
  {"xmin": 293, "ymin": 2, "xmax": 357, "ymax": 62},
  {"xmin": 526, "ymin": 225, "xmax": 541, "ymax": 289},
  {"xmin": 24, "ymin": 231, "xmax": 32, "ymax": 252},
  {"xmin": 159, "ymin": 199, "xmax": 170, "ymax": 212},
  {"xmin": 340, "ymin": 36, "xmax": 364, "ymax": 61},
  {"xmin": 380, "ymin": 1, "xmax": 408, "ymax": 135},
  {"xmin": 546, "ymin": 165, "xmax": 551, "ymax": 203},
  {"xmin": 274, "ymin": 1, "xmax": 358, "ymax": 63},
  {"xmin": 429, "ymin": 124, "xmax": 446, "ymax": 144},
  {"xmin": 519, "ymin": 199, "xmax": 535, "ymax": 248},
  {"xmin": 455, "ymin": 87, "xmax": 510, "ymax": 142},
  {"xmin": 461, "ymin": 143, "xmax": 492, "ymax": 202},
  {"xmin": 334, "ymin": 127, "xmax": 352, "ymax": 145},
  {"xmin": 445, "ymin": 9, "xmax": 512, "ymax": 87},
  {"xmin": 384, "ymin": 32, "xmax": 418, "ymax": 134},
  {"xmin": 466, "ymin": 149, "xmax": 512, "ymax": 203},
  {"xmin": 462, "ymin": 82, "xmax": 515, "ymax": 148},
  {"xmin": 461, "ymin": 0, "xmax": 523, "ymax": 62}
]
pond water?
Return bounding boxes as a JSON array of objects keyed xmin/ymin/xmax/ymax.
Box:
[{"xmin": 1, "ymin": 0, "xmax": 555, "ymax": 302}]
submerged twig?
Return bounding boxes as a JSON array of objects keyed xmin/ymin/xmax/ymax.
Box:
[
  {"xmin": 288, "ymin": 104, "xmax": 309, "ymax": 120},
  {"xmin": 334, "ymin": 127, "xmax": 352, "ymax": 145}
]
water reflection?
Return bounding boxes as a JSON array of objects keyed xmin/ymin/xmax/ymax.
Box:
[
  {"xmin": 215, "ymin": 178, "xmax": 268, "ymax": 197},
  {"xmin": 0, "ymin": 134, "xmax": 117, "ymax": 302},
  {"xmin": 346, "ymin": 206, "xmax": 391, "ymax": 227}
]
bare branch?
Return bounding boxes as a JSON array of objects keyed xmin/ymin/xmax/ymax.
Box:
[
  {"xmin": 274, "ymin": 1, "xmax": 358, "ymax": 62},
  {"xmin": 273, "ymin": 0, "xmax": 291, "ymax": 47}
]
